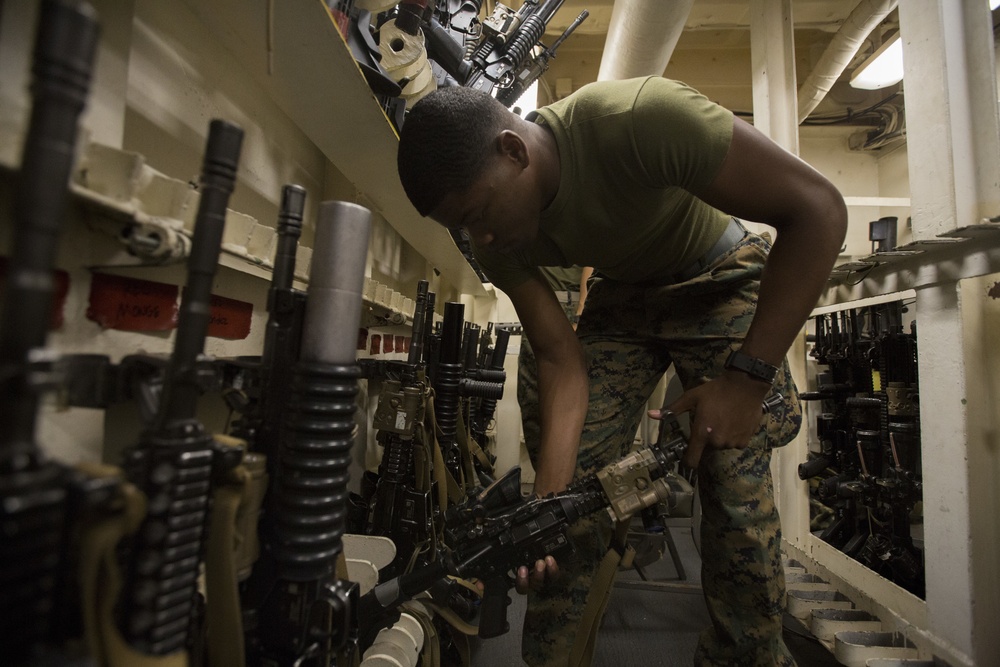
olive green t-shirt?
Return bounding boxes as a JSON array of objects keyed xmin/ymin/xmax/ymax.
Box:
[{"xmin": 474, "ymin": 76, "xmax": 734, "ymax": 292}]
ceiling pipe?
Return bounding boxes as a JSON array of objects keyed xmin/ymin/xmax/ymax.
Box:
[
  {"xmin": 796, "ymin": 0, "xmax": 898, "ymax": 122},
  {"xmin": 596, "ymin": 0, "xmax": 695, "ymax": 81}
]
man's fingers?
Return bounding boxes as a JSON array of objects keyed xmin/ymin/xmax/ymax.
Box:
[
  {"xmin": 544, "ymin": 555, "xmax": 559, "ymax": 580},
  {"xmin": 529, "ymin": 559, "xmax": 546, "ymax": 588},
  {"xmin": 515, "ymin": 565, "xmax": 530, "ymax": 594},
  {"xmin": 683, "ymin": 428, "xmax": 707, "ymax": 468},
  {"xmin": 514, "ymin": 558, "xmax": 558, "ymax": 594}
]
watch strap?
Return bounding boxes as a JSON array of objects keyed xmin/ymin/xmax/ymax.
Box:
[{"xmin": 725, "ymin": 350, "xmax": 778, "ymax": 384}]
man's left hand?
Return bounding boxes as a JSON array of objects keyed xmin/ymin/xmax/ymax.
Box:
[{"xmin": 647, "ymin": 371, "xmax": 771, "ymax": 468}]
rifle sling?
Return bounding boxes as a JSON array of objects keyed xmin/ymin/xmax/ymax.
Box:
[
  {"xmin": 427, "ymin": 392, "xmax": 463, "ymax": 506},
  {"xmin": 456, "ymin": 409, "xmax": 494, "ymax": 483},
  {"xmin": 74, "ymin": 462, "xmax": 186, "ymax": 667},
  {"xmin": 569, "ymin": 520, "xmax": 634, "ymax": 667},
  {"xmin": 401, "ymin": 601, "xmax": 442, "ymax": 667},
  {"xmin": 455, "ymin": 409, "xmax": 477, "ymax": 488},
  {"xmin": 205, "ymin": 436, "xmax": 255, "ymax": 667}
]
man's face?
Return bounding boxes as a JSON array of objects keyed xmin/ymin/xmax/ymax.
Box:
[{"xmin": 429, "ymin": 154, "xmax": 541, "ymax": 254}]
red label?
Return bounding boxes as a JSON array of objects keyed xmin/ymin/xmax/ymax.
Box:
[
  {"xmin": 207, "ymin": 293, "xmax": 252, "ymax": 340},
  {"xmin": 395, "ymin": 335, "xmax": 407, "ymax": 354},
  {"xmin": 358, "ymin": 328, "xmax": 368, "ymax": 351},
  {"xmin": 369, "ymin": 334, "xmax": 381, "ymax": 355},
  {"xmin": 328, "ymin": 8, "xmax": 350, "ymax": 36},
  {"xmin": 87, "ymin": 273, "xmax": 178, "ymax": 331},
  {"xmin": 0, "ymin": 257, "xmax": 70, "ymax": 330}
]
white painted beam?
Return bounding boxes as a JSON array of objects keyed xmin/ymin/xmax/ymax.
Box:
[
  {"xmin": 748, "ymin": 0, "xmax": 811, "ymax": 553},
  {"xmin": 899, "ymin": 0, "xmax": 1000, "ymax": 239},
  {"xmin": 596, "ymin": 0, "xmax": 695, "ymax": 82}
]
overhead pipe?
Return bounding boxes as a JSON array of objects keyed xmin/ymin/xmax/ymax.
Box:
[
  {"xmin": 596, "ymin": 0, "xmax": 695, "ymax": 82},
  {"xmin": 796, "ymin": 0, "xmax": 898, "ymax": 122}
]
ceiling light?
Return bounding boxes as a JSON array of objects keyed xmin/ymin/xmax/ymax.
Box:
[
  {"xmin": 992, "ymin": 0, "xmax": 1000, "ymax": 10},
  {"xmin": 511, "ymin": 79, "xmax": 540, "ymax": 117},
  {"xmin": 851, "ymin": 32, "xmax": 903, "ymax": 90}
]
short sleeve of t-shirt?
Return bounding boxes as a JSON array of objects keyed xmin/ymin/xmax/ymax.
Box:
[{"xmin": 630, "ymin": 77, "xmax": 733, "ymax": 193}]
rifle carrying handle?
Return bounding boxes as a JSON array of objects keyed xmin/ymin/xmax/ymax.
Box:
[{"xmin": 477, "ymin": 576, "xmax": 512, "ymax": 639}]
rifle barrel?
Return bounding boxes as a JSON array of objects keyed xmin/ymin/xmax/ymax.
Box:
[
  {"xmin": 0, "ymin": 0, "xmax": 100, "ymax": 456},
  {"xmin": 0, "ymin": 2, "xmax": 99, "ymax": 659},
  {"xmin": 158, "ymin": 120, "xmax": 244, "ymax": 424}
]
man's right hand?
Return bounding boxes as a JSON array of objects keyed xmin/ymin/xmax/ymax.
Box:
[{"xmin": 514, "ymin": 555, "xmax": 560, "ymax": 594}]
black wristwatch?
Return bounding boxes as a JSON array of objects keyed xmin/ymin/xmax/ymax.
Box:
[{"xmin": 725, "ymin": 350, "xmax": 778, "ymax": 384}]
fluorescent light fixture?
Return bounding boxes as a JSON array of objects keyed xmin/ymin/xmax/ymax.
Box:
[
  {"xmin": 992, "ymin": 0, "xmax": 1000, "ymax": 10},
  {"xmin": 512, "ymin": 80, "xmax": 540, "ymax": 117},
  {"xmin": 850, "ymin": 32, "xmax": 903, "ymax": 90}
]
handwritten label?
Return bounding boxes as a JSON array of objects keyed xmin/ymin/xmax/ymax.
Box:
[
  {"xmin": 207, "ymin": 293, "xmax": 252, "ymax": 340},
  {"xmin": 87, "ymin": 273, "xmax": 178, "ymax": 331},
  {"xmin": 0, "ymin": 257, "xmax": 70, "ymax": 330}
]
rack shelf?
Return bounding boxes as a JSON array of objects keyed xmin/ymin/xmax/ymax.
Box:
[{"xmin": 178, "ymin": 0, "xmax": 487, "ymax": 296}]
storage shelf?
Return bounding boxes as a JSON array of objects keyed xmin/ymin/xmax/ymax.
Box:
[
  {"xmin": 821, "ymin": 220, "xmax": 1000, "ymax": 306},
  {"xmin": 178, "ymin": 0, "xmax": 487, "ymax": 296}
]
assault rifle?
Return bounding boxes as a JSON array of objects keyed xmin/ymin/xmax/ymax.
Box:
[
  {"xmin": 252, "ymin": 200, "xmax": 372, "ymax": 666},
  {"xmin": 799, "ymin": 302, "xmax": 924, "ymax": 596},
  {"xmin": 433, "ymin": 301, "xmax": 505, "ymax": 489},
  {"xmin": 0, "ymin": 2, "xmax": 102, "ymax": 663},
  {"xmin": 469, "ymin": 326, "xmax": 510, "ymax": 454},
  {"xmin": 229, "ymin": 184, "xmax": 308, "ymax": 458},
  {"xmin": 386, "ymin": 0, "xmax": 589, "ymax": 109},
  {"xmin": 224, "ymin": 184, "xmax": 313, "ymax": 663},
  {"xmin": 115, "ymin": 119, "xmax": 245, "ymax": 656},
  {"xmin": 361, "ymin": 279, "xmax": 437, "ymax": 580},
  {"xmin": 361, "ymin": 412, "xmax": 697, "ymax": 639}
]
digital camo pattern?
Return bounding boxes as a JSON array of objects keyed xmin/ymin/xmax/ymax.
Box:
[{"xmin": 518, "ymin": 233, "xmax": 800, "ymax": 666}]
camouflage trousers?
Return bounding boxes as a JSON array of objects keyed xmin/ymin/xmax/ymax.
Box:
[{"xmin": 516, "ymin": 232, "xmax": 802, "ymax": 667}]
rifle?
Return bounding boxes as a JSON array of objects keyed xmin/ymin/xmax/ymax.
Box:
[
  {"xmin": 255, "ymin": 200, "xmax": 372, "ymax": 666},
  {"xmin": 115, "ymin": 119, "xmax": 245, "ymax": 656},
  {"xmin": 470, "ymin": 327, "xmax": 510, "ymax": 455},
  {"xmin": 0, "ymin": 2, "xmax": 101, "ymax": 663},
  {"xmin": 799, "ymin": 302, "xmax": 923, "ymax": 596},
  {"xmin": 387, "ymin": 0, "xmax": 589, "ymax": 108},
  {"xmin": 229, "ymin": 184, "xmax": 308, "ymax": 455},
  {"xmin": 361, "ymin": 279, "xmax": 436, "ymax": 580},
  {"xmin": 217, "ymin": 184, "xmax": 310, "ymax": 663},
  {"xmin": 361, "ymin": 412, "xmax": 697, "ymax": 639},
  {"xmin": 433, "ymin": 302, "xmax": 505, "ymax": 491}
]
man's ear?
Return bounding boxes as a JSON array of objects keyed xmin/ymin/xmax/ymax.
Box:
[{"xmin": 496, "ymin": 129, "xmax": 530, "ymax": 169}]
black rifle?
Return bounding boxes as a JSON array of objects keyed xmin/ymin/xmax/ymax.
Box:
[
  {"xmin": 230, "ymin": 184, "xmax": 308, "ymax": 458},
  {"xmin": 115, "ymin": 119, "xmax": 245, "ymax": 656},
  {"xmin": 470, "ymin": 328, "xmax": 510, "ymax": 454},
  {"xmin": 418, "ymin": 0, "xmax": 589, "ymax": 107},
  {"xmin": 0, "ymin": 1, "xmax": 100, "ymax": 663},
  {"xmin": 227, "ymin": 184, "xmax": 312, "ymax": 661},
  {"xmin": 361, "ymin": 412, "xmax": 696, "ymax": 639},
  {"xmin": 434, "ymin": 302, "xmax": 505, "ymax": 489},
  {"xmin": 362, "ymin": 280, "xmax": 436, "ymax": 580},
  {"xmin": 800, "ymin": 302, "xmax": 923, "ymax": 597},
  {"xmin": 255, "ymin": 200, "xmax": 371, "ymax": 666}
]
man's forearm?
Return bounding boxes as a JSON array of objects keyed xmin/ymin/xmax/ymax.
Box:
[
  {"xmin": 532, "ymin": 346, "xmax": 589, "ymax": 495},
  {"xmin": 741, "ymin": 206, "xmax": 847, "ymax": 367}
]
